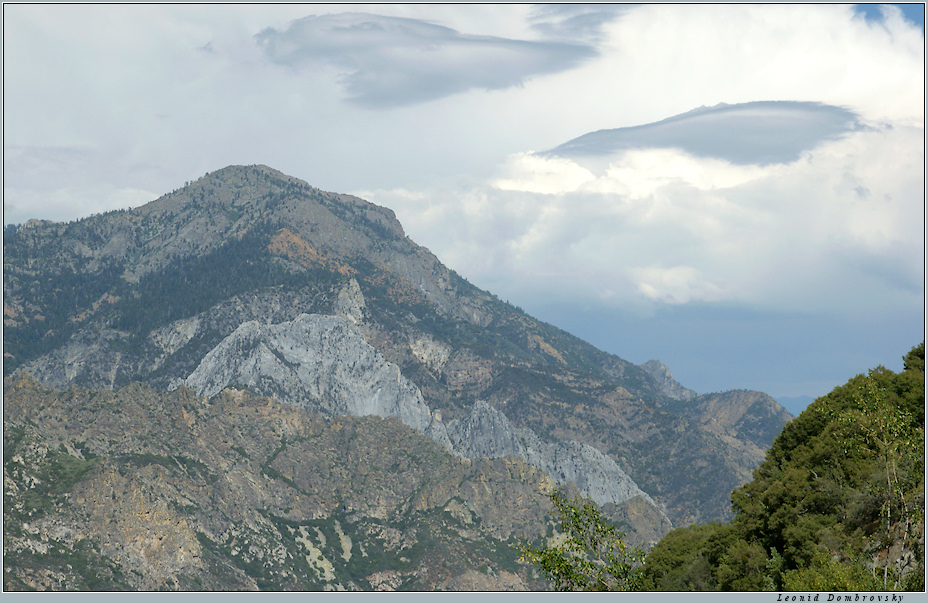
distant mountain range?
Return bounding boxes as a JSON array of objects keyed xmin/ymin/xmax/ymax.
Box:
[{"xmin": 3, "ymin": 165, "xmax": 792, "ymax": 590}]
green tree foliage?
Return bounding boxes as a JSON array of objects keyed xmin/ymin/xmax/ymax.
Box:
[
  {"xmin": 782, "ymin": 551, "xmax": 882, "ymax": 592},
  {"xmin": 516, "ymin": 488, "xmax": 645, "ymax": 591},
  {"xmin": 3, "ymin": 260, "xmax": 124, "ymax": 375},
  {"xmin": 640, "ymin": 343, "xmax": 925, "ymax": 591},
  {"xmin": 639, "ymin": 522, "xmax": 723, "ymax": 590},
  {"xmin": 111, "ymin": 224, "xmax": 336, "ymax": 337}
]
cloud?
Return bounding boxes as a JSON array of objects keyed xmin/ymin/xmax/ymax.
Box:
[
  {"xmin": 492, "ymin": 154, "xmax": 595, "ymax": 194},
  {"xmin": 469, "ymin": 99, "xmax": 920, "ymax": 315},
  {"xmin": 254, "ymin": 12, "xmax": 597, "ymax": 108},
  {"xmin": 632, "ymin": 265, "xmax": 728, "ymax": 305},
  {"xmin": 4, "ymin": 4, "xmax": 921, "ymax": 399},
  {"xmin": 6, "ymin": 5, "xmax": 920, "ymax": 219},
  {"xmin": 526, "ymin": 4, "xmax": 629, "ymax": 42},
  {"xmin": 365, "ymin": 118, "xmax": 922, "ymax": 320},
  {"xmin": 546, "ymin": 101, "xmax": 865, "ymax": 166},
  {"xmin": 4, "ymin": 185, "xmax": 158, "ymax": 225},
  {"xmin": 3, "ymin": 145, "xmax": 162, "ymax": 224}
]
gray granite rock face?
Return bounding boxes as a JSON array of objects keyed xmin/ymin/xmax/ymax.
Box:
[
  {"xmin": 446, "ymin": 401, "xmax": 665, "ymax": 516},
  {"xmin": 179, "ymin": 313, "xmax": 451, "ymax": 448},
  {"xmin": 181, "ymin": 311, "xmax": 665, "ymax": 521}
]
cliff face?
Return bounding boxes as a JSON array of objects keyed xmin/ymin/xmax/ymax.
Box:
[
  {"xmin": 179, "ymin": 307, "xmax": 669, "ymax": 525},
  {"xmin": 179, "ymin": 312, "xmax": 451, "ymax": 449},
  {"xmin": 4, "ymin": 164, "xmax": 792, "ymax": 578},
  {"xmin": 446, "ymin": 401, "xmax": 658, "ymax": 510}
]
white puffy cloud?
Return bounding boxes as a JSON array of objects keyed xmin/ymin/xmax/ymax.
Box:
[
  {"xmin": 492, "ymin": 153, "xmax": 595, "ymax": 194},
  {"xmin": 590, "ymin": 4, "xmax": 924, "ymax": 127},
  {"xmin": 368, "ymin": 122, "xmax": 923, "ymax": 319},
  {"xmin": 582, "ymin": 149, "xmax": 767, "ymax": 199},
  {"xmin": 632, "ymin": 266, "xmax": 728, "ymax": 305}
]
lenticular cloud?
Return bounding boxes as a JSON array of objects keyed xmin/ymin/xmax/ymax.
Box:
[
  {"xmin": 545, "ymin": 101, "xmax": 864, "ymax": 166},
  {"xmin": 255, "ymin": 12, "xmax": 597, "ymax": 109}
]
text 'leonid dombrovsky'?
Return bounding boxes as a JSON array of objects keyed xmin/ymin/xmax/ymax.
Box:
[{"xmin": 777, "ymin": 595, "xmax": 905, "ymax": 602}]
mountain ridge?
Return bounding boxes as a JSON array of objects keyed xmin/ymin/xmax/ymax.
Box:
[{"xmin": 3, "ymin": 163, "xmax": 792, "ymax": 537}]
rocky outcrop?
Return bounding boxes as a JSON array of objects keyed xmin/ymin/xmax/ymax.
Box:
[
  {"xmin": 334, "ymin": 278, "xmax": 366, "ymax": 325},
  {"xmin": 19, "ymin": 328, "xmax": 135, "ymax": 390},
  {"xmin": 446, "ymin": 401, "xmax": 664, "ymax": 517},
  {"xmin": 682, "ymin": 390, "xmax": 793, "ymax": 452},
  {"xmin": 408, "ymin": 334, "xmax": 452, "ymax": 374},
  {"xmin": 16, "ymin": 282, "xmax": 342, "ymax": 391},
  {"xmin": 639, "ymin": 359, "xmax": 698, "ymax": 401},
  {"xmin": 181, "ymin": 313, "xmax": 664, "ymax": 523},
  {"xmin": 179, "ymin": 313, "xmax": 452, "ymax": 449}
]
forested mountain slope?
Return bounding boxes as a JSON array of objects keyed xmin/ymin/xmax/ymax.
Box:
[{"xmin": 641, "ymin": 343, "xmax": 925, "ymax": 592}]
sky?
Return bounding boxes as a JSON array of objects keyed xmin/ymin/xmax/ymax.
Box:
[{"xmin": 3, "ymin": 4, "xmax": 925, "ymax": 408}]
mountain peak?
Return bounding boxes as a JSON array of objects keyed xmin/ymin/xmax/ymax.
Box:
[{"xmin": 639, "ymin": 359, "xmax": 697, "ymax": 401}]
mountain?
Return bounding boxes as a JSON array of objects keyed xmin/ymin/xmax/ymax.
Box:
[
  {"xmin": 640, "ymin": 344, "xmax": 924, "ymax": 592},
  {"xmin": 3, "ymin": 164, "xmax": 792, "ymax": 589},
  {"xmin": 3, "ymin": 376, "xmax": 560, "ymax": 590}
]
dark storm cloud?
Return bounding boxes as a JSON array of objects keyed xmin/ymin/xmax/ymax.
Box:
[
  {"xmin": 255, "ymin": 12, "xmax": 597, "ymax": 109},
  {"xmin": 546, "ymin": 101, "xmax": 865, "ymax": 165}
]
